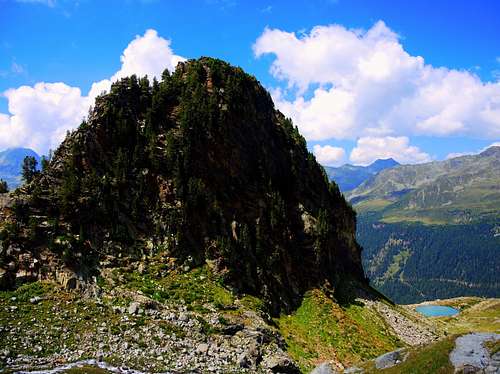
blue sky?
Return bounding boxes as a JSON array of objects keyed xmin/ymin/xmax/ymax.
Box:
[{"xmin": 0, "ymin": 0, "xmax": 499, "ymax": 165}]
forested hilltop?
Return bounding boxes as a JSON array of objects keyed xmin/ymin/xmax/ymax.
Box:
[{"xmin": 0, "ymin": 57, "xmax": 364, "ymax": 313}]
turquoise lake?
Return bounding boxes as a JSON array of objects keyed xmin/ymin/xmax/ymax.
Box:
[{"xmin": 415, "ymin": 305, "xmax": 459, "ymax": 317}]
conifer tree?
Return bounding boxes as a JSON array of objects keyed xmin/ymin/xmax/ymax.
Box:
[
  {"xmin": 21, "ymin": 156, "xmax": 38, "ymax": 184},
  {"xmin": 0, "ymin": 179, "xmax": 8, "ymax": 193}
]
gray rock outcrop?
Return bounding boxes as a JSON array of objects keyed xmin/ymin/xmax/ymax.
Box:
[
  {"xmin": 450, "ymin": 333, "xmax": 500, "ymax": 373},
  {"xmin": 310, "ymin": 362, "xmax": 338, "ymax": 374},
  {"xmin": 374, "ymin": 348, "xmax": 408, "ymax": 369}
]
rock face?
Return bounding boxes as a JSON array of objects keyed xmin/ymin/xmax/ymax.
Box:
[{"xmin": 0, "ymin": 58, "xmax": 364, "ymax": 314}]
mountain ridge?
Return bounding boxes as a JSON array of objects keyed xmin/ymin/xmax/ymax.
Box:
[
  {"xmin": 348, "ymin": 146, "xmax": 500, "ymax": 223},
  {"xmin": 324, "ymin": 158, "xmax": 399, "ymax": 192}
]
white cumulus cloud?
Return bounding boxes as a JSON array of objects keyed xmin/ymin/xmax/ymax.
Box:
[
  {"xmin": 349, "ymin": 136, "xmax": 432, "ymax": 166},
  {"xmin": 312, "ymin": 144, "xmax": 346, "ymax": 166},
  {"xmin": 1, "ymin": 83, "xmax": 88, "ymax": 153},
  {"xmin": 88, "ymin": 29, "xmax": 185, "ymax": 101},
  {"xmin": 0, "ymin": 29, "xmax": 185, "ymax": 154},
  {"xmin": 445, "ymin": 151, "xmax": 473, "ymax": 159},
  {"xmin": 254, "ymin": 21, "xmax": 500, "ymax": 142},
  {"xmin": 485, "ymin": 141, "xmax": 500, "ymax": 149}
]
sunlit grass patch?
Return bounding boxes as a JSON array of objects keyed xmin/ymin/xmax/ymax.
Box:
[{"xmin": 277, "ymin": 289, "xmax": 401, "ymax": 372}]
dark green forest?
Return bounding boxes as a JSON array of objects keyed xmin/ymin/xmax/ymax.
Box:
[{"xmin": 357, "ymin": 216, "xmax": 500, "ymax": 303}]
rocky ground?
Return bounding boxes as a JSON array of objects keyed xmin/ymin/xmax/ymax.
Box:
[
  {"xmin": 311, "ymin": 333, "xmax": 500, "ymax": 374},
  {"xmin": 450, "ymin": 333, "xmax": 500, "ymax": 373},
  {"xmin": 1, "ymin": 261, "xmax": 497, "ymax": 374},
  {"xmin": 362, "ymin": 299, "xmax": 440, "ymax": 346},
  {"xmin": 0, "ymin": 264, "xmax": 300, "ymax": 374},
  {"xmin": 0, "ymin": 270, "xmax": 436, "ymax": 373}
]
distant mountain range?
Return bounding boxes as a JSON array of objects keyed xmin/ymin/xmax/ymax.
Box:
[
  {"xmin": 347, "ymin": 146, "xmax": 500, "ymax": 303},
  {"xmin": 323, "ymin": 158, "xmax": 399, "ymax": 191},
  {"xmin": 0, "ymin": 148, "xmax": 40, "ymax": 189},
  {"xmin": 348, "ymin": 146, "xmax": 500, "ymax": 224}
]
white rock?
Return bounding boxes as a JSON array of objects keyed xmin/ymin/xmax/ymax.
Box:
[{"xmin": 128, "ymin": 302, "xmax": 140, "ymax": 315}]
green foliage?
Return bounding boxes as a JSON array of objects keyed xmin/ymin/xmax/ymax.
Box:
[
  {"xmin": 281, "ymin": 116, "xmax": 306, "ymax": 148},
  {"xmin": 358, "ymin": 217, "xmax": 500, "ymax": 303},
  {"xmin": 314, "ymin": 209, "xmax": 332, "ymax": 254},
  {"xmin": 156, "ymin": 320, "xmax": 186, "ymax": 338},
  {"xmin": 0, "ymin": 179, "xmax": 8, "ymax": 193},
  {"xmin": 21, "ymin": 155, "xmax": 39, "ymax": 184},
  {"xmin": 40, "ymin": 150, "xmax": 52, "ymax": 171},
  {"xmin": 120, "ymin": 265, "xmax": 234, "ymax": 313},
  {"xmin": 239, "ymin": 295, "xmax": 266, "ymax": 313},
  {"xmin": 277, "ymin": 289, "xmax": 401, "ymax": 372},
  {"xmin": 58, "ymin": 154, "xmax": 80, "ymax": 216},
  {"xmin": 196, "ymin": 315, "xmax": 220, "ymax": 335},
  {"xmin": 0, "ymin": 281, "xmax": 51, "ymax": 302}
]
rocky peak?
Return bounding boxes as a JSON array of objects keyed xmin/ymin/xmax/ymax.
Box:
[{"xmin": 0, "ymin": 57, "xmax": 365, "ymax": 313}]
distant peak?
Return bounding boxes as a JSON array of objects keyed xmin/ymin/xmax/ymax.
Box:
[
  {"xmin": 479, "ymin": 145, "xmax": 500, "ymax": 157},
  {"xmin": 372, "ymin": 158, "xmax": 398, "ymax": 164},
  {"xmin": 369, "ymin": 158, "xmax": 400, "ymax": 169},
  {"xmin": 0, "ymin": 147, "xmax": 40, "ymax": 159},
  {"xmin": 3, "ymin": 147, "xmax": 38, "ymax": 153}
]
